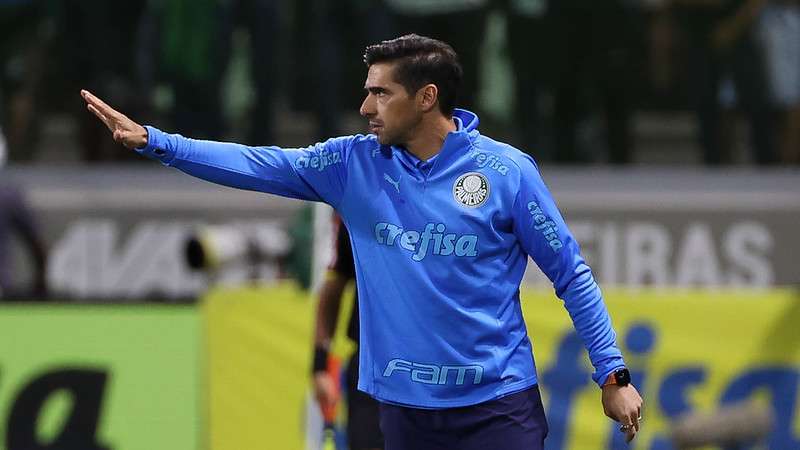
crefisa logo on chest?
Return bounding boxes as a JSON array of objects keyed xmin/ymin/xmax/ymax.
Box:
[{"xmin": 453, "ymin": 172, "xmax": 490, "ymax": 208}]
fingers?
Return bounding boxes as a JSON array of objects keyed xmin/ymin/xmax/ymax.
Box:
[
  {"xmin": 630, "ymin": 410, "xmax": 640, "ymax": 432},
  {"xmin": 82, "ymin": 89, "xmax": 149, "ymax": 150},
  {"xmin": 625, "ymin": 426, "xmax": 636, "ymax": 443},
  {"xmin": 81, "ymin": 89, "xmax": 121, "ymax": 120},
  {"xmin": 619, "ymin": 419, "xmax": 638, "ymax": 443},
  {"xmin": 618, "ymin": 409, "xmax": 642, "ymax": 442},
  {"xmin": 86, "ymin": 104, "xmax": 113, "ymax": 131}
]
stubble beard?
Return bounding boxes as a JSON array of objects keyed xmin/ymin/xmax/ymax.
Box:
[
  {"xmin": 380, "ymin": 114, "xmax": 422, "ymax": 148},
  {"xmin": 377, "ymin": 124, "xmax": 406, "ymax": 147}
]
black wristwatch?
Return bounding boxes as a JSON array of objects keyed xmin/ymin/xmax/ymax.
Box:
[{"xmin": 603, "ymin": 368, "xmax": 631, "ymax": 387}]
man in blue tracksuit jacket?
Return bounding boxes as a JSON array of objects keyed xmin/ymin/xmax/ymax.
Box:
[{"xmin": 82, "ymin": 34, "xmax": 643, "ymax": 450}]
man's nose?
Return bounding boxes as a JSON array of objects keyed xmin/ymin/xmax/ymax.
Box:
[{"xmin": 360, "ymin": 95, "xmax": 374, "ymax": 117}]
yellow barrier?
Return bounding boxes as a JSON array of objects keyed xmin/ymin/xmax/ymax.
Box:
[
  {"xmin": 204, "ymin": 283, "xmax": 317, "ymax": 450},
  {"xmin": 522, "ymin": 288, "xmax": 800, "ymax": 450},
  {"xmin": 204, "ymin": 285, "xmax": 800, "ymax": 450}
]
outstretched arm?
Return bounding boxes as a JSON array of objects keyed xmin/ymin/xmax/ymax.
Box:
[{"xmin": 80, "ymin": 90, "xmax": 353, "ymax": 207}]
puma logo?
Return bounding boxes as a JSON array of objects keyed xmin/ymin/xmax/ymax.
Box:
[{"xmin": 384, "ymin": 173, "xmax": 401, "ymax": 193}]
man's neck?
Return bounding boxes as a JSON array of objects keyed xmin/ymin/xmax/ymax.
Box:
[{"xmin": 404, "ymin": 114, "xmax": 458, "ymax": 161}]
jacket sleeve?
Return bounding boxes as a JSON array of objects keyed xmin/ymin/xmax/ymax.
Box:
[
  {"xmin": 136, "ymin": 126, "xmax": 353, "ymax": 208},
  {"xmin": 511, "ymin": 156, "xmax": 625, "ymax": 387}
]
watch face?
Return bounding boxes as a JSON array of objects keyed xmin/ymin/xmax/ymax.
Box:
[{"xmin": 615, "ymin": 368, "xmax": 631, "ymax": 386}]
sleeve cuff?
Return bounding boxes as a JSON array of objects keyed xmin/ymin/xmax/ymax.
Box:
[{"xmin": 136, "ymin": 126, "xmax": 178, "ymax": 165}]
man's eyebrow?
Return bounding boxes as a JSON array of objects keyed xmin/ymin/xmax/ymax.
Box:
[{"xmin": 365, "ymin": 86, "xmax": 389, "ymax": 94}]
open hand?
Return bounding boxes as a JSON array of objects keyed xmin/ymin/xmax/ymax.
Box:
[
  {"xmin": 602, "ymin": 384, "xmax": 644, "ymax": 442},
  {"xmin": 80, "ymin": 89, "xmax": 148, "ymax": 149}
]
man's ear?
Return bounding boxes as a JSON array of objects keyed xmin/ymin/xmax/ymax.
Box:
[{"xmin": 417, "ymin": 84, "xmax": 439, "ymax": 113}]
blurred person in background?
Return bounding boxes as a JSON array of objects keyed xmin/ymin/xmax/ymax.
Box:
[
  {"xmin": 0, "ymin": 0, "xmax": 49, "ymax": 293},
  {"xmin": 758, "ymin": 0, "xmax": 800, "ymax": 164},
  {"xmin": 302, "ymin": 0, "xmax": 394, "ymax": 139},
  {"xmin": 228, "ymin": 0, "xmax": 282, "ymax": 146},
  {"xmin": 673, "ymin": 0, "xmax": 777, "ymax": 165},
  {"xmin": 216, "ymin": 0, "xmax": 282, "ymax": 146},
  {"xmin": 505, "ymin": 0, "xmax": 552, "ymax": 159},
  {"xmin": 548, "ymin": 0, "xmax": 645, "ymax": 164},
  {"xmin": 55, "ymin": 0, "xmax": 147, "ymax": 161},
  {"xmin": 385, "ymin": 0, "xmax": 490, "ymax": 112},
  {"xmin": 137, "ymin": 0, "xmax": 233, "ymax": 142},
  {"xmin": 0, "ymin": 0, "xmax": 51, "ymax": 163},
  {"xmin": 313, "ymin": 216, "xmax": 383, "ymax": 450},
  {"xmin": 138, "ymin": 0, "xmax": 280, "ymax": 145},
  {"xmin": 81, "ymin": 34, "xmax": 643, "ymax": 449},
  {"xmin": 0, "ymin": 149, "xmax": 48, "ymax": 300}
]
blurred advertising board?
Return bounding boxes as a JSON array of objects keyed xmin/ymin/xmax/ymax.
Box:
[
  {"xmin": 3, "ymin": 167, "xmax": 797, "ymax": 299},
  {"xmin": 521, "ymin": 168, "xmax": 800, "ymax": 289},
  {"xmin": 522, "ymin": 288, "xmax": 800, "ymax": 450},
  {"xmin": 0, "ymin": 305, "xmax": 200, "ymax": 450},
  {"xmin": 3, "ymin": 167, "xmax": 300, "ymax": 300},
  {"xmin": 203, "ymin": 285, "xmax": 800, "ymax": 450}
]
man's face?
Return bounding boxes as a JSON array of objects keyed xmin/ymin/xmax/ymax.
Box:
[{"xmin": 359, "ymin": 62, "xmax": 422, "ymax": 146}]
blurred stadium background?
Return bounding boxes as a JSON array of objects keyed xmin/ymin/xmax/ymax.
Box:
[{"xmin": 0, "ymin": 0, "xmax": 798, "ymax": 449}]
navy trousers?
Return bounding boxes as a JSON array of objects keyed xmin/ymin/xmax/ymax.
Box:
[{"xmin": 379, "ymin": 385, "xmax": 548, "ymax": 450}]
